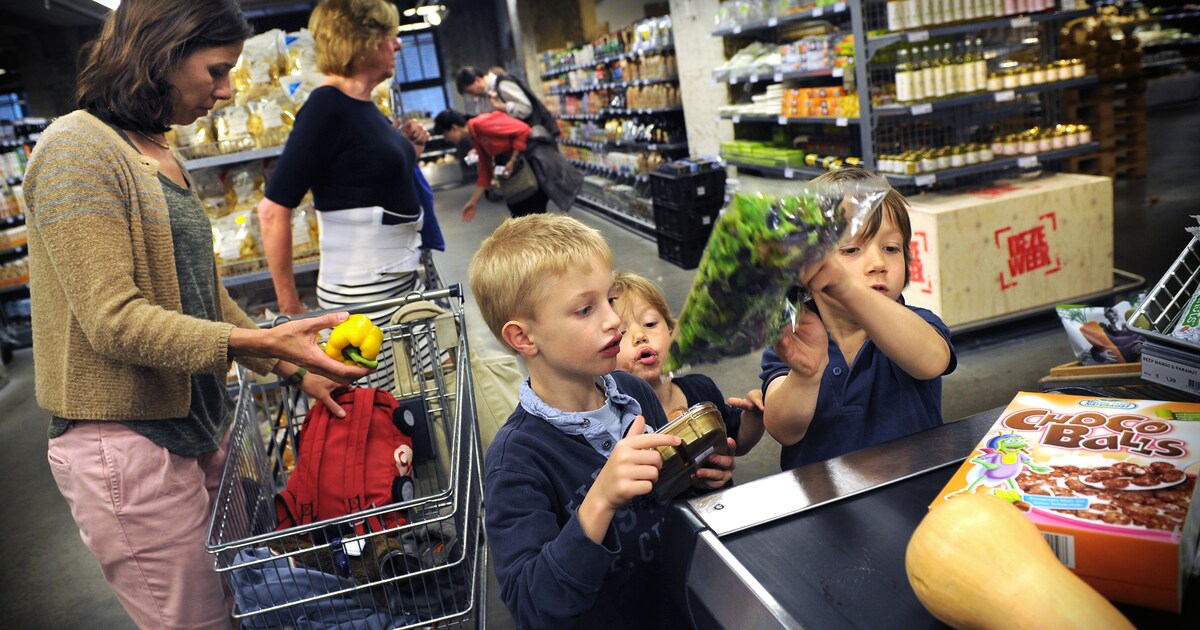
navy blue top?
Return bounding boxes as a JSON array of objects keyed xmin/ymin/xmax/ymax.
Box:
[
  {"xmin": 265, "ymin": 86, "xmax": 420, "ymax": 225},
  {"xmin": 484, "ymin": 371, "xmax": 684, "ymax": 630},
  {"xmin": 759, "ymin": 304, "xmax": 957, "ymax": 471},
  {"xmin": 673, "ymin": 373, "xmax": 742, "ymax": 445}
]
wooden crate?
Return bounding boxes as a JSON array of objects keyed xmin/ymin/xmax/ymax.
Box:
[
  {"xmin": 903, "ymin": 173, "xmax": 1114, "ymax": 328},
  {"xmin": 1063, "ymin": 150, "xmax": 1117, "ymax": 178}
]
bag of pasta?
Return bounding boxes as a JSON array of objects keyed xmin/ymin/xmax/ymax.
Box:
[
  {"xmin": 666, "ymin": 179, "xmax": 890, "ymax": 372},
  {"xmin": 213, "ymin": 209, "xmax": 263, "ymax": 275}
]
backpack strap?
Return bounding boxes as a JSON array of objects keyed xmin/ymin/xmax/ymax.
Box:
[
  {"xmin": 344, "ymin": 386, "xmax": 376, "ymax": 516},
  {"xmin": 275, "ymin": 393, "xmax": 337, "ymax": 529}
]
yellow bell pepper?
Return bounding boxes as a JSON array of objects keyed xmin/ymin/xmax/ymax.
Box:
[{"xmin": 325, "ymin": 314, "xmax": 384, "ymax": 368}]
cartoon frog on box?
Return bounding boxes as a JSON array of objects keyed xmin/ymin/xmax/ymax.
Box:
[{"xmin": 962, "ymin": 433, "xmax": 1051, "ymax": 503}]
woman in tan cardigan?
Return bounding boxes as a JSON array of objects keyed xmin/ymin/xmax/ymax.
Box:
[{"xmin": 23, "ymin": 1, "xmax": 370, "ymax": 627}]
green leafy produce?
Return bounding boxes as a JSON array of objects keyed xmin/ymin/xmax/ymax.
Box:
[{"xmin": 666, "ymin": 184, "xmax": 885, "ymax": 371}]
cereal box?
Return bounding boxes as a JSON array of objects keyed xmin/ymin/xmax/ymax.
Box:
[{"xmin": 932, "ymin": 392, "xmax": 1200, "ymax": 612}]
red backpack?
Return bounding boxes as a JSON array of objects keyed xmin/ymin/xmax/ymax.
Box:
[{"xmin": 275, "ymin": 387, "xmax": 415, "ymax": 533}]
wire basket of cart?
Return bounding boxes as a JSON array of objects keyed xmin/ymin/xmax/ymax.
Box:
[{"xmin": 207, "ymin": 284, "xmax": 486, "ymax": 629}]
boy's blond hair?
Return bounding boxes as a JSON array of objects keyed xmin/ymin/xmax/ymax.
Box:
[
  {"xmin": 612, "ymin": 272, "xmax": 677, "ymax": 332},
  {"xmin": 469, "ymin": 215, "xmax": 613, "ymax": 344},
  {"xmin": 813, "ymin": 167, "xmax": 914, "ymax": 287}
]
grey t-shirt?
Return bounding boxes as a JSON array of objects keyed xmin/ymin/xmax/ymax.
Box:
[{"xmin": 49, "ymin": 127, "xmax": 230, "ymax": 456}]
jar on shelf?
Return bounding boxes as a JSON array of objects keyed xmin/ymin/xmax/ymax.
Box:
[
  {"xmin": 1071, "ymin": 59, "xmax": 1086, "ymax": 78},
  {"xmin": 920, "ymin": 152, "xmax": 937, "ymax": 173},
  {"xmin": 1031, "ymin": 65, "xmax": 1046, "ymax": 85},
  {"xmin": 936, "ymin": 149, "xmax": 951, "ymax": 171},
  {"xmin": 1017, "ymin": 68, "xmax": 1033, "ymax": 87},
  {"xmin": 1037, "ymin": 130, "xmax": 1053, "ymax": 153},
  {"xmin": 1021, "ymin": 132, "xmax": 1039, "ymax": 155},
  {"xmin": 991, "ymin": 136, "xmax": 1004, "ymax": 156},
  {"xmin": 987, "ymin": 72, "xmax": 1003, "ymax": 91},
  {"xmin": 1078, "ymin": 124, "xmax": 1091, "ymax": 144},
  {"xmin": 1063, "ymin": 125, "xmax": 1079, "ymax": 147},
  {"xmin": 1050, "ymin": 128, "xmax": 1066, "ymax": 150},
  {"xmin": 1044, "ymin": 63, "xmax": 1059, "ymax": 83},
  {"xmin": 1001, "ymin": 69, "xmax": 1019, "ymax": 90},
  {"xmin": 965, "ymin": 145, "xmax": 980, "ymax": 165},
  {"xmin": 1002, "ymin": 135, "xmax": 1019, "ymax": 156},
  {"xmin": 950, "ymin": 147, "xmax": 965, "ymax": 168},
  {"xmin": 980, "ymin": 143, "xmax": 994, "ymax": 162}
]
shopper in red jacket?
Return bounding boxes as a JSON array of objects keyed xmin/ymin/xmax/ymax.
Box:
[{"xmin": 434, "ymin": 109, "xmax": 582, "ymax": 221}]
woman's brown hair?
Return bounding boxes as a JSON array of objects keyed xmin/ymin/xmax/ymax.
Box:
[{"xmin": 76, "ymin": 0, "xmax": 252, "ymax": 134}]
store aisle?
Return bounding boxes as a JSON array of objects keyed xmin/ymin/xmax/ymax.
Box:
[{"xmin": 0, "ymin": 105, "xmax": 1193, "ymax": 629}]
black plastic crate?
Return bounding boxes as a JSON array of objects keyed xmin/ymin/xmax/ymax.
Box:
[
  {"xmin": 653, "ymin": 199, "xmax": 723, "ymax": 241},
  {"xmin": 656, "ymin": 232, "xmax": 711, "ymax": 270},
  {"xmin": 650, "ymin": 168, "xmax": 726, "ymax": 208}
]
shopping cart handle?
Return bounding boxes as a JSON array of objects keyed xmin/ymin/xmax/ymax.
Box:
[{"xmin": 260, "ymin": 283, "xmax": 463, "ymax": 328}]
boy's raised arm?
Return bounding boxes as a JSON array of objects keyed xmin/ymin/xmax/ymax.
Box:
[{"xmin": 763, "ymin": 308, "xmax": 828, "ymax": 445}]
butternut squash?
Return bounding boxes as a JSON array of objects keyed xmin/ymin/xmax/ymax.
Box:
[{"xmin": 905, "ymin": 494, "xmax": 1134, "ymax": 630}]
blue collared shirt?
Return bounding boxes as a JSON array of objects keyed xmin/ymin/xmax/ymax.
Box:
[
  {"xmin": 519, "ymin": 374, "xmax": 648, "ymax": 457},
  {"xmin": 760, "ymin": 303, "xmax": 957, "ymax": 470}
]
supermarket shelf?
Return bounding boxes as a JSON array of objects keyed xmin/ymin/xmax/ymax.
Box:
[
  {"xmin": 725, "ymin": 159, "xmax": 826, "ymax": 180},
  {"xmin": 0, "ymin": 242, "xmax": 26, "ymax": 258},
  {"xmin": 711, "ymin": 1, "xmax": 850, "ymax": 37},
  {"xmin": 560, "ymin": 139, "xmax": 688, "ymax": 152},
  {"xmin": 559, "ymin": 106, "xmax": 684, "ymax": 121},
  {"xmin": 865, "ymin": 8, "xmax": 1096, "ymax": 58},
  {"xmin": 720, "ymin": 113, "xmax": 860, "ymax": 126},
  {"xmin": 884, "ymin": 142, "xmax": 1100, "ymax": 188},
  {"xmin": 1, "ymin": 215, "xmax": 24, "ymax": 228},
  {"xmin": 547, "ymin": 76, "xmax": 679, "ymax": 95},
  {"xmin": 568, "ymin": 159, "xmax": 650, "ymax": 183},
  {"xmin": 574, "ymin": 195, "xmax": 657, "ymax": 241},
  {"xmin": 0, "ymin": 282, "xmax": 28, "ymax": 296},
  {"xmin": 221, "ymin": 260, "xmax": 318, "ymax": 289},
  {"xmin": 874, "ymin": 75, "xmax": 1099, "ymax": 117},
  {"xmin": 1143, "ymin": 58, "xmax": 1190, "ymax": 69},
  {"xmin": 1142, "ymin": 36, "xmax": 1200, "ymax": 49},
  {"xmin": 541, "ymin": 44, "xmax": 676, "ymax": 79},
  {"xmin": 183, "ymin": 145, "xmax": 285, "ymax": 170},
  {"xmin": 716, "ymin": 66, "xmax": 849, "ymax": 86}
]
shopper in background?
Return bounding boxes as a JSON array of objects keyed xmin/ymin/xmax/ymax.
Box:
[
  {"xmin": 455, "ymin": 64, "xmax": 560, "ymax": 136},
  {"xmin": 759, "ymin": 167, "xmax": 957, "ymax": 471},
  {"xmin": 433, "ymin": 108, "xmax": 581, "ymax": 221},
  {"xmin": 258, "ymin": 0, "xmax": 430, "ymax": 387},
  {"xmin": 469, "ymin": 214, "xmax": 735, "ymax": 629},
  {"xmin": 613, "ymin": 271, "xmax": 765, "ymax": 459},
  {"xmin": 22, "ymin": 1, "xmax": 371, "ymax": 627}
]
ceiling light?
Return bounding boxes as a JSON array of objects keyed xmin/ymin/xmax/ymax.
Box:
[
  {"xmin": 399, "ymin": 22, "xmax": 432, "ymax": 32},
  {"xmin": 402, "ymin": 8, "xmax": 417, "ymax": 16},
  {"xmin": 0, "ymin": 69, "xmax": 6, "ymax": 76},
  {"xmin": 426, "ymin": 11, "xmax": 442, "ymax": 26},
  {"xmin": 91, "ymin": 0, "xmax": 120, "ymax": 9}
]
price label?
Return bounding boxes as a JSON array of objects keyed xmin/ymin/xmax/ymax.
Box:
[
  {"xmin": 914, "ymin": 174, "xmax": 937, "ymax": 187},
  {"xmin": 733, "ymin": 25, "xmax": 742, "ymax": 34},
  {"xmin": 730, "ymin": 76, "xmax": 738, "ymax": 85},
  {"xmin": 774, "ymin": 71, "xmax": 784, "ymax": 82},
  {"xmin": 836, "ymin": 117, "xmax": 849, "ymax": 127},
  {"xmin": 778, "ymin": 115, "xmax": 790, "ymax": 125},
  {"xmin": 911, "ymin": 103, "xmax": 933, "ymax": 115},
  {"xmin": 813, "ymin": 7, "xmax": 824, "ymax": 17},
  {"xmin": 908, "ymin": 31, "xmax": 929, "ymax": 43},
  {"xmin": 835, "ymin": 2, "xmax": 846, "ymax": 11},
  {"xmin": 732, "ymin": 115, "xmax": 741, "ymax": 124},
  {"xmin": 1010, "ymin": 16, "xmax": 1033, "ymax": 29},
  {"xmin": 784, "ymin": 167, "xmax": 795, "ymax": 179},
  {"xmin": 994, "ymin": 90, "xmax": 1016, "ymax": 102},
  {"xmin": 767, "ymin": 17, "xmax": 778, "ymax": 27},
  {"xmin": 832, "ymin": 68, "xmax": 844, "ymax": 78},
  {"xmin": 750, "ymin": 74, "xmax": 759, "ymax": 83},
  {"xmin": 1018, "ymin": 155, "xmax": 1039, "ymax": 169},
  {"xmin": 647, "ymin": 144, "xmax": 657, "ymax": 151}
]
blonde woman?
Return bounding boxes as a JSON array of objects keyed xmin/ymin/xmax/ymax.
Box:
[{"xmin": 259, "ymin": 0, "xmax": 431, "ymax": 386}]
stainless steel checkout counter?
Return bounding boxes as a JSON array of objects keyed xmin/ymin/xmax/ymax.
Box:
[{"xmin": 661, "ymin": 408, "xmax": 1200, "ymax": 629}]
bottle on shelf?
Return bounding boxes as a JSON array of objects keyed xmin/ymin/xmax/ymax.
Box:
[
  {"xmin": 931, "ymin": 44, "xmax": 946, "ymax": 98},
  {"xmin": 895, "ymin": 48, "xmax": 914, "ymax": 103},
  {"xmin": 940, "ymin": 42, "xmax": 957, "ymax": 95},
  {"xmin": 887, "ymin": 0, "xmax": 909, "ymax": 32},
  {"xmin": 919, "ymin": 46, "xmax": 937, "ymax": 101},
  {"xmin": 958, "ymin": 41, "xmax": 977, "ymax": 93},
  {"xmin": 971, "ymin": 37, "xmax": 988, "ymax": 93}
]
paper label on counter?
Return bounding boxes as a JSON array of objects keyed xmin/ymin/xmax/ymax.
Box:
[
  {"xmin": 911, "ymin": 103, "xmax": 933, "ymax": 115},
  {"xmin": 1143, "ymin": 351, "xmax": 1200, "ymax": 395},
  {"xmin": 994, "ymin": 90, "xmax": 1016, "ymax": 102}
]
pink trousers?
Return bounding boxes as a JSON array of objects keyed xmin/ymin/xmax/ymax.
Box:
[{"xmin": 47, "ymin": 421, "xmax": 233, "ymax": 629}]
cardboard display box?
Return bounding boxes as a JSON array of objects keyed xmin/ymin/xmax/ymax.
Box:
[
  {"xmin": 932, "ymin": 392, "xmax": 1200, "ymax": 612},
  {"xmin": 903, "ymin": 173, "xmax": 1114, "ymax": 328}
]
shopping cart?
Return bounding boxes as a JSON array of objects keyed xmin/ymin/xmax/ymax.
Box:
[{"xmin": 207, "ymin": 284, "xmax": 486, "ymax": 629}]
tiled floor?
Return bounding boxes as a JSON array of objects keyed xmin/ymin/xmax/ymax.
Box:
[{"xmin": 0, "ymin": 105, "xmax": 1192, "ymax": 629}]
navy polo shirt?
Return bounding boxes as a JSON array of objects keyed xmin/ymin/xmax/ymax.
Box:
[
  {"xmin": 673, "ymin": 373, "xmax": 742, "ymax": 444},
  {"xmin": 759, "ymin": 303, "xmax": 957, "ymax": 471}
]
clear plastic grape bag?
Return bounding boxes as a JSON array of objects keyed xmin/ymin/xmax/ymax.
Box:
[{"xmin": 665, "ymin": 177, "xmax": 891, "ymax": 372}]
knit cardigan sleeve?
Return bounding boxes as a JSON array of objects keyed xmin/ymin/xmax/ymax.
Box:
[{"xmin": 24, "ymin": 115, "xmax": 234, "ymax": 375}]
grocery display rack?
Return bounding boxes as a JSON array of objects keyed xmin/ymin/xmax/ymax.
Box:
[
  {"xmin": 1128, "ymin": 236, "xmax": 1200, "ymax": 397},
  {"xmin": 713, "ymin": 1, "xmax": 1101, "ymax": 190}
]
